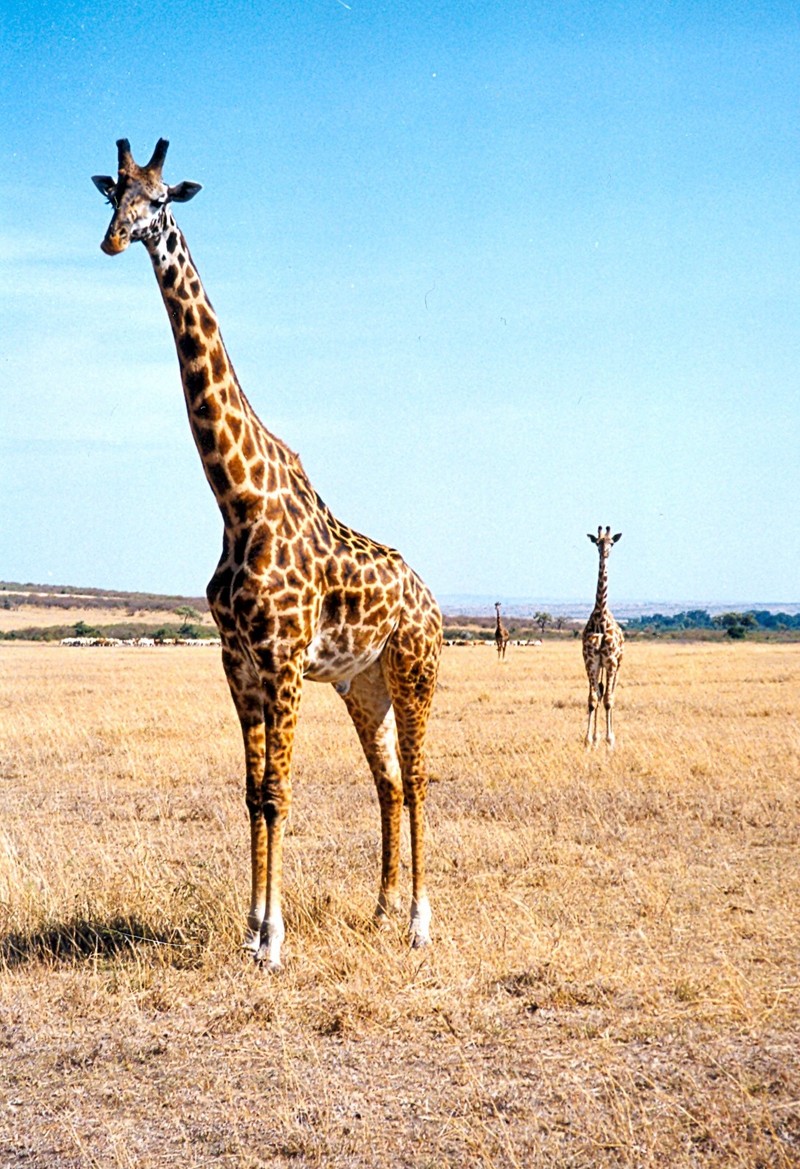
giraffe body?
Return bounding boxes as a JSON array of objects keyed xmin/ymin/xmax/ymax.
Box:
[
  {"xmin": 494, "ymin": 602, "xmax": 509, "ymax": 660},
  {"xmin": 582, "ymin": 527, "xmax": 624, "ymax": 748},
  {"xmin": 93, "ymin": 140, "xmax": 442, "ymax": 968}
]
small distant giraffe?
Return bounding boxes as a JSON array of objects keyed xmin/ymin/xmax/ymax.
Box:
[
  {"xmin": 494, "ymin": 602, "xmax": 510, "ymax": 660},
  {"xmin": 93, "ymin": 139, "xmax": 442, "ymax": 969},
  {"xmin": 582, "ymin": 526, "xmax": 624, "ymax": 748}
]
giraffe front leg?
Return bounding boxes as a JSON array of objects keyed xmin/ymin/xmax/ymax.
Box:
[
  {"xmin": 238, "ymin": 721, "xmax": 269, "ymax": 953},
  {"xmin": 406, "ymin": 793, "xmax": 431, "ymax": 947},
  {"xmin": 219, "ymin": 645, "xmax": 269, "ymax": 954},
  {"xmin": 255, "ymin": 803, "xmax": 289, "ymax": 970},
  {"xmin": 253, "ymin": 661, "xmax": 302, "ymax": 971}
]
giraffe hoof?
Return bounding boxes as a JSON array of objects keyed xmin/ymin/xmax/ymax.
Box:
[
  {"xmin": 374, "ymin": 896, "xmax": 403, "ymax": 926},
  {"xmin": 373, "ymin": 913, "xmax": 396, "ymax": 934},
  {"xmin": 409, "ymin": 896, "xmax": 432, "ymax": 949},
  {"xmin": 254, "ymin": 945, "xmax": 283, "ymax": 972}
]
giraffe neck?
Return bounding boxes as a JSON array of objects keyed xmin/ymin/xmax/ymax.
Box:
[
  {"xmin": 143, "ymin": 211, "xmax": 282, "ymax": 528},
  {"xmin": 594, "ymin": 554, "xmax": 610, "ymax": 616}
]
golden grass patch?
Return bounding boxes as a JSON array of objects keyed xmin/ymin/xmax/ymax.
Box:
[{"xmin": 1, "ymin": 640, "xmax": 798, "ymax": 1166}]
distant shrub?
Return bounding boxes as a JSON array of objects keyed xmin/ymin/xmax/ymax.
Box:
[
  {"xmin": 0, "ymin": 626, "xmax": 70, "ymax": 642},
  {"xmin": 73, "ymin": 620, "xmax": 100, "ymax": 638}
]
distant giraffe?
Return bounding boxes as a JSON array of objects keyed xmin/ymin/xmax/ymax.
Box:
[
  {"xmin": 494, "ymin": 602, "xmax": 510, "ymax": 660},
  {"xmin": 582, "ymin": 527, "xmax": 624, "ymax": 748},
  {"xmin": 93, "ymin": 138, "xmax": 442, "ymax": 969}
]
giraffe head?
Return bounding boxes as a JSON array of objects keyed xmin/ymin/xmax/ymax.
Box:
[
  {"xmin": 92, "ymin": 138, "xmax": 202, "ymax": 255},
  {"xmin": 587, "ymin": 526, "xmax": 622, "ymax": 556}
]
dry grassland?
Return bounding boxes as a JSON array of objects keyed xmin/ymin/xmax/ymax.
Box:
[{"xmin": 1, "ymin": 640, "xmax": 798, "ymax": 1167}]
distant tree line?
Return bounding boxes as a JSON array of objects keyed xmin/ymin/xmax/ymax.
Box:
[
  {"xmin": 625, "ymin": 610, "xmax": 800, "ymax": 639},
  {"xmin": 0, "ymin": 620, "xmax": 218, "ymax": 643}
]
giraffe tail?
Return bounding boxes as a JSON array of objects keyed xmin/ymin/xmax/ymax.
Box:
[{"xmin": 596, "ymin": 672, "xmax": 605, "ymax": 701}]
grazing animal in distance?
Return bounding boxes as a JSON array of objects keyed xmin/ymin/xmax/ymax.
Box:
[
  {"xmin": 93, "ymin": 138, "xmax": 442, "ymax": 969},
  {"xmin": 582, "ymin": 526, "xmax": 624, "ymax": 748},
  {"xmin": 494, "ymin": 602, "xmax": 510, "ymax": 660}
]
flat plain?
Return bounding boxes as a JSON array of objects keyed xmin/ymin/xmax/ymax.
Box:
[{"xmin": 1, "ymin": 639, "xmax": 798, "ymax": 1167}]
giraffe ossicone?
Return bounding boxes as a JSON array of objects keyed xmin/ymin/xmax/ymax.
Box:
[
  {"xmin": 93, "ymin": 138, "xmax": 442, "ymax": 969},
  {"xmin": 581, "ymin": 526, "xmax": 624, "ymax": 748}
]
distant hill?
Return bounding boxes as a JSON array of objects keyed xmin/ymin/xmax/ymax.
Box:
[
  {"xmin": 3, "ymin": 583, "xmax": 798, "ymax": 623},
  {"xmin": 0, "ymin": 582, "xmax": 210, "ymax": 614}
]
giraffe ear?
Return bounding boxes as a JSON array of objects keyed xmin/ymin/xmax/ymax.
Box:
[
  {"xmin": 587, "ymin": 533, "xmax": 598, "ymax": 544},
  {"xmin": 167, "ymin": 181, "xmax": 202, "ymax": 203},
  {"xmin": 612, "ymin": 533, "xmax": 622, "ymax": 543},
  {"xmin": 92, "ymin": 175, "xmax": 116, "ymax": 199}
]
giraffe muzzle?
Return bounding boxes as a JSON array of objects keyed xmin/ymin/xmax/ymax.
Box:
[{"xmin": 100, "ymin": 231, "xmax": 130, "ymax": 256}]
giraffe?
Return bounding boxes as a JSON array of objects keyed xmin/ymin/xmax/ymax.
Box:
[
  {"xmin": 93, "ymin": 139, "xmax": 442, "ymax": 969},
  {"xmin": 494, "ymin": 602, "xmax": 509, "ymax": 660},
  {"xmin": 582, "ymin": 526, "xmax": 624, "ymax": 748}
]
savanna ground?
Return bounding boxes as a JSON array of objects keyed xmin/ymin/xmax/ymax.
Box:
[{"xmin": 0, "ymin": 640, "xmax": 798, "ymax": 1168}]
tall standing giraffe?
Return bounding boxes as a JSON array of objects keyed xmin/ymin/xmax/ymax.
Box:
[
  {"xmin": 494, "ymin": 602, "xmax": 509, "ymax": 660},
  {"xmin": 93, "ymin": 139, "xmax": 442, "ymax": 969},
  {"xmin": 582, "ymin": 526, "xmax": 624, "ymax": 748}
]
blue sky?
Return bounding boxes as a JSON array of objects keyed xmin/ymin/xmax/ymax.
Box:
[{"xmin": 1, "ymin": 0, "xmax": 798, "ymax": 604}]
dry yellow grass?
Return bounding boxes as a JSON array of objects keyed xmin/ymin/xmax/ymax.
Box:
[{"xmin": 1, "ymin": 640, "xmax": 798, "ymax": 1167}]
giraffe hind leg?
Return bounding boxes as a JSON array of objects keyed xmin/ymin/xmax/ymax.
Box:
[
  {"xmin": 383, "ymin": 631, "xmax": 440, "ymax": 948},
  {"xmin": 340, "ymin": 661, "xmax": 404, "ymax": 926}
]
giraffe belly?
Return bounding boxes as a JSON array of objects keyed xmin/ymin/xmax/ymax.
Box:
[{"xmin": 302, "ymin": 630, "xmax": 389, "ymax": 684}]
